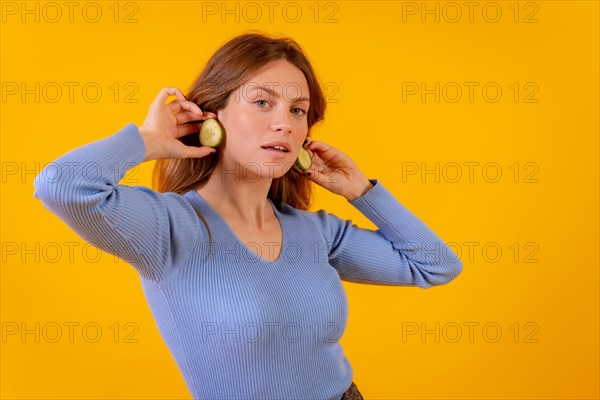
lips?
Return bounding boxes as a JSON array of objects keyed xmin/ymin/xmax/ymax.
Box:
[
  {"xmin": 261, "ymin": 142, "xmax": 290, "ymax": 152},
  {"xmin": 262, "ymin": 146, "xmax": 288, "ymax": 153}
]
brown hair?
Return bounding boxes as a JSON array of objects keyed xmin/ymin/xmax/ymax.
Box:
[{"xmin": 151, "ymin": 31, "xmax": 327, "ymax": 212}]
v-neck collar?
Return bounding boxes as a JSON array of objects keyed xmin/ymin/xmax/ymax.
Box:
[{"xmin": 185, "ymin": 190, "xmax": 285, "ymax": 265}]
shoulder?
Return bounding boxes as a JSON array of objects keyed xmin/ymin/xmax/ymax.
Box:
[
  {"xmin": 277, "ymin": 202, "xmax": 350, "ymax": 241},
  {"xmin": 277, "ymin": 202, "xmax": 337, "ymax": 221}
]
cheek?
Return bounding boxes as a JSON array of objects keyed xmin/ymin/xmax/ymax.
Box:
[
  {"xmin": 296, "ymin": 123, "xmax": 308, "ymax": 139},
  {"xmin": 295, "ymin": 118, "xmax": 308, "ymax": 132},
  {"xmin": 223, "ymin": 107, "xmax": 262, "ymax": 132}
]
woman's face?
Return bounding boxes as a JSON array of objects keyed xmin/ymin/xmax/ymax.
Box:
[{"xmin": 216, "ymin": 59, "xmax": 310, "ymax": 180}]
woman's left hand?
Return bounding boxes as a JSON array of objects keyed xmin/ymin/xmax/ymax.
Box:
[{"xmin": 300, "ymin": 138, "xmax": 374, "ymax": 201}]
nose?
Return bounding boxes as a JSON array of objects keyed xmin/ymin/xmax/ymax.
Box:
[{"xmin": 271, "ymin": 107, "xmax": 292, "ymax": 134}]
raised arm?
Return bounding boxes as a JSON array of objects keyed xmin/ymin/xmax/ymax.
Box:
[
  {"xmin": 33, "ymin": 88, "xmax": 218, "ymax": 282},
  {"xmin": 301, "ymin": 139, "xmax": 463, "ymax": 289},
  {"xmin": 309, "ymin": 179, "xmax": 462, "ymax": 288}
]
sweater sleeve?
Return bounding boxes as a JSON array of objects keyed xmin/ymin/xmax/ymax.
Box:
[
  {"xmin": 310, "ymin": 179, "xmax": 463, "ymax": 288},
  {"xmin": 32, "ymin": 123, "xmax": 203, "ymax": 283}
]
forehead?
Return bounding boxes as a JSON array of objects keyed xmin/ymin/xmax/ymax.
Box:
[{"xmin": 241, "ymin": 60, "xmax": 309, "ymax": 97}]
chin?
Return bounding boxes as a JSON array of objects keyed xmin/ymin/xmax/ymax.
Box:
[
  {"xmin": 267, "ymin": 162, "xmax": 293, "ymax": 179},
  {"xmin": 233, "ymin": 160, "xmax": 293, "ymax": 180}
]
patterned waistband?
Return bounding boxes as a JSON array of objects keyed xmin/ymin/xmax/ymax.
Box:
[{"xmin": 341, "ymin": 381, "xmax": 364, "ymax": 400}]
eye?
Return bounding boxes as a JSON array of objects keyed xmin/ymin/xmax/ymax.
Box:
[
  {"xmin": 255, "ymin": 99, "xmax": 270, "ymax": 108},
  {"xmin": 292, "ymin": 107, "xmax": 307, "ymax": 116}
]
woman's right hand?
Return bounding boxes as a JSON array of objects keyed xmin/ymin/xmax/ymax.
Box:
[{"xmin": 138, "ymin": 87, "xmax": 219, "ymax": 162}]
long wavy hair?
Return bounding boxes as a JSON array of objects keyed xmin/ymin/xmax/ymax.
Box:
[{"xmin": 151, "ymin": 31, "xmax": 327, "ymax": 256}]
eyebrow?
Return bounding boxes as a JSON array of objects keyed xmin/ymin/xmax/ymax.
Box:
[{"xmin": 250, "ymin": 84, "xmax": 310, "ymax": 103}]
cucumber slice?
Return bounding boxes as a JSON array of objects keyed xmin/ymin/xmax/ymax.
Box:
[
  {"xmin": 295, "ymin": 147, "xmax": 312, "ymax": 171},
  {"xmin": 199, "ymin": 118, "xmax": 224, "ymax": 147}
]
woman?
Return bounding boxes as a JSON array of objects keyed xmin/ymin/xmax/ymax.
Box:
[{"xmin": 33, "ymin": 32, "xmax": 462, "ymax": 400}]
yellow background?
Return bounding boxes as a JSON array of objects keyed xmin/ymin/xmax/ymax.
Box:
[{"xmin": 1, "ymin": 1, "xmax": 598, "ymax": 399}]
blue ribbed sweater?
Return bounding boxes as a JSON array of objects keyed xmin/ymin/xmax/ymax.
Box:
[{"xmin": 33, "ymin": 123, "xmax": 462, "ymax": 400}]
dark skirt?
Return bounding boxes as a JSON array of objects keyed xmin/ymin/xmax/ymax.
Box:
[{"xmin": 341, "ymin": 381, "xmax": 364, "ymax": 400}]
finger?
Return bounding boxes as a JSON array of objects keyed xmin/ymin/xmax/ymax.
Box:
[
  {"xmin": 175, "ymin": 122, "xmax": 201, "ymax": 138},
  {"xmin": 201, "ymin": 111, "xmax": 218, "ymax": 119},
  {"xmin": 156, "ymin": 87, "xmax": 185, "ymax": 104},
  {"xmin": 175, "ymin": 110, "xmax": 204, "ymax": 125},
  {"xmin": 179, "ymin": 100, "xmax": 204, "ymax": 115},
  {"xmin": 301, "ymin": 170, "xmax": 315, "ymax": 180},
  {"xmin": 168, "ymin": 101, "xmax": 217, "ymax": 120},
  {"xmin": 306, "ymin": 141, "xmax": 340, "ymax": 164},
  {"xmin": 175, "ymin": 141, "xmax": 217, "ymax": 159},
  {"xmin": 306, "ymin": 140, "xmax": 333, "ymax": 153},
  {"xmin": 167, "ymin": 99, "xmax": 199, "ymax": 114},
  {"xmin": 300, "ymin": 164, "xmax": 325, "ymax": 183},
  {"xmin": 304, "ymin": 149, "xmax": 325, "ymax": 170},
  {"xmin": 167, "ymin": 100, "xmax": 184, "ymax": 113}
]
